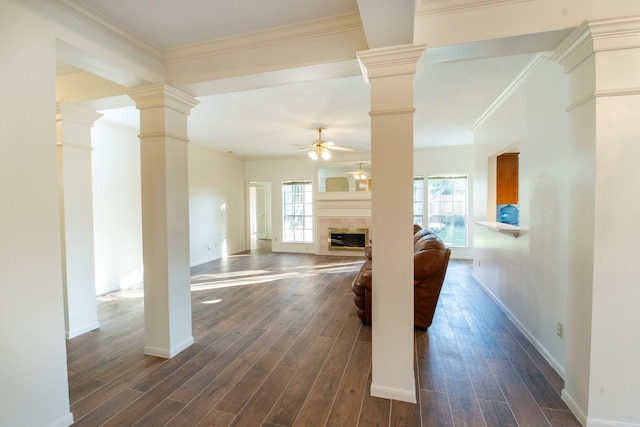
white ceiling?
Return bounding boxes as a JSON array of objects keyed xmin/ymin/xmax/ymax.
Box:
[
  {"xmin": 65, "ymin": 1, "xmax": 555, "ymax": 159},
  {"xmin": 80, "ymin": 0, "xmax": 360, "ymax": 51}
]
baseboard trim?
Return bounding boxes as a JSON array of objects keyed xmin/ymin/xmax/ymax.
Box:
[
  {"xmin": 587, "ymin": 418, "xmax": 640, "ymax": 427},
  {"xmin": 562, "ymin": 389, "xmax": 638, "ymax": 426},
  {"xmin": 370, "ymin": 383, "xmax": 416, "ymax": 403},
  {"xmin": 561, "ymin": 390, "xmax": 587, "ymax": 426},
  {"xmin": 471, "ymin": 273, "xmax": 565, "ymax": 379},
  {"xmin": 66, "ymin": 321, "xmax": 100, "ymax": 339},
  {"xmin": 586, "ymin": 418, "xmax": 640, "ymax": 427},
  {"xmin": 144, "ymin": 336, "xmax": 194, "ymax": 359},
  {"xmin": 47, "ymin": 411, "xmax": 74, "ymax": 427}
]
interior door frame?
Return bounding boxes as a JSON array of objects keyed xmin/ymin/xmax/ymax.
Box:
[{"xmin": 247, "ymin": 181, "xmax": 272, "ymax": 248}]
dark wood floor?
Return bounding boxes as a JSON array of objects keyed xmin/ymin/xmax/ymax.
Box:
[{"xmin": 67, "ymin": 242, "xmax": 580, "ymax": 426}]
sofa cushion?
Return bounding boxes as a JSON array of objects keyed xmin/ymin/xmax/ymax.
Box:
[{"xmin": 352, "ymin": 227, "xmax": 450, "ymax": 329}]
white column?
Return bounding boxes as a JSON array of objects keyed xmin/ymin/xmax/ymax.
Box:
[
  {"xmin": 357, "ymin": 44, "xmax": 425, "ymax": 403},
  {"xmin": 553, "ymin": 18, "xmax": 640, "ymax": 425},
  {"xmin": 57, "ymin": 103, "xmax": 102, "ymax": 339},
  {"xmin": 129, "ymin": 84, "xmax": 199, "ymax": 358}
]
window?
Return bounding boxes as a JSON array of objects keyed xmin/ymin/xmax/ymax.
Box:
[
  {"xmin": 282, "ymin": 180, "xmax": 313, "ymax": 243},
  {"xmin": 413, "ymin": 177, "xmax": 424, "ymax": 227},
  {"xmin": 428, "ymin": 176, "xmax": 468, "ymax": 247}
]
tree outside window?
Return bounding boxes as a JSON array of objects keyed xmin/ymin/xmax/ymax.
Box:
[{"xmin": 427, "ymin": 176, "xmax": 468, "ymax": 247}]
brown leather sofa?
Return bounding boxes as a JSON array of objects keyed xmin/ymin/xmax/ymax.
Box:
[{"xmin": 352, "ymin": 225, "xmax": 451, "ymax": 329}]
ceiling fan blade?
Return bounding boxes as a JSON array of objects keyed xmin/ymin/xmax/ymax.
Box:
[{"xmin": 330, "ymin": 145, "xmax": 355, "ymax": 152}]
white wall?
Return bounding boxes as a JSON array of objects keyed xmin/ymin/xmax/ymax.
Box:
[
  {"xmin": 91, "ymin": 119, "xmax": 144, "ymax": 295},
  {"xmin": 189, "ymin": 145, "xmax": 247, "ymax": 265},
  {"xmin": 246, "ymin": 152, "xmax": 473, "ymax": 256},
  {"xmin": 0, "ymin": 2, "xmax": 73, "ymax": 426},
  {"xmin": 414, "ymin": 146, "xmax": 474, "ymax": 259},
  {"xmin": 245, "ymin": 158, "xmax": 317, "ymax": 253},
  {"xmin": 473, "ymin": 57, "xmax": 571, "ymax": 380},
  {"xmin": 93, "ymin": 122, "xmax": 248, "ymax": 282}
]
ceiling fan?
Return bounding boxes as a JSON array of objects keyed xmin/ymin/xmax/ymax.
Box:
[
  {"xmin": 297, "ymin": 128, "xmax": 355, "ymax": 160},
  {"xmin": 345, "ymin": 163, "xmax": 370, "ymax": 180}
]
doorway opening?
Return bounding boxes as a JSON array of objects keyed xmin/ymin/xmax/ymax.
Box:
[{"xmin": 248, "ymin": 182, "xmax": 272, "ymax": 250}]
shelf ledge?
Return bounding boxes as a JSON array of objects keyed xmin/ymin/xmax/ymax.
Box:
[{"xmin": 476, "ymin": 221, "xmax": 520, "ymax": 237}]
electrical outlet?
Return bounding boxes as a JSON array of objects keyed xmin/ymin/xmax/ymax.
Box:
[
  {"xmin": 556, "ymin": 322, "xmax": 563, "ymax": 337},
  {"xmin": 478, "ymin": 259, "xmax": 481, "ymax": 267}
]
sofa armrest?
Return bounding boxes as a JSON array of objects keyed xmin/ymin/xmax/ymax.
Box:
[
  {"xmin": 414, "ymin": 236, "xmax": 449, "ymax": 283},
  {"xmin": 364, "ymin": 245, "xmax": 372, "ymax": 260},
  {"xmin": 360, "ymin": 270, "xmax": 373, "ymax": 291}
]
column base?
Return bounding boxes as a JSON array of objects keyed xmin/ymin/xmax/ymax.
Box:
[
  {"xmin": 65, "ymin": 321, "xmax": 100, "ymax": 340},
  {"xmin": 370, "ymin": 382, "xmax": 416, "ymax": 403},
  {"xmin": 144, "ymin": 336, "xmax": 194, "ymax": 359}
]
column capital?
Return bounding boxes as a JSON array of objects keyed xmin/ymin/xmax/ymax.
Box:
[
  {"xmin": 552, "ymin": 16, "xmax": 640, "ymax": 72},
  {"xmin": 128, "ymin": 83, "xmax": 199, "ymax": 115},
  {"xmin": 357, "ymin": 44, "xmax": 427, "ymax": 82},
  {"xmin": 56, "ymin": 103, "xmax": 103, "ymax": 127}
]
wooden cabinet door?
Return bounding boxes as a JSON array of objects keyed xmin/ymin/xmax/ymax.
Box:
[{"xmin": 497, "ymin": 153, "xmax": 518, "ymax": 204}]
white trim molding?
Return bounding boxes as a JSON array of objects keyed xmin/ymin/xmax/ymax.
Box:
[
  {"xmin": 137, "ymin": 131, "xmax": 190, "ymax": 144},
  {"xmin": 370, "ymin": 383, "xmax": 417, "ymax": 403},
  {"xmin": 552, "ymin": 16, "xmax": 640, "ymax": 73},
  {"xmin": 47, "ymin": 0, "xmax": 162, "ymax": 60},
  {"xmin": 471, "ymin": 273, "xmax": 566, "ymax": 379},
  {"xmin": 129, "ymin": 83, "xmax": 199, "ymax": 115},
  {"xmin": 550, "ymin": 21, "xmax": 593, "ymax": 73},
  {"xmin": 357, "ymin": 44, "xmax": 427, "ymax": 81},
  {"xmin": 416, "ymin": 0, "xmax": 532, "ymax": 17},
  {"xmin": 473, "ymin": 52, "xmax": 548, "ymax": 130},
  {"xmin": 66, "ymin": 321, "xmax": 100, "ymax": 340},
  {"xmin": 562, "ymin": 390, "xmax": 587, "ymax": 426},
  {"xmin": 587, "ymin": 419, "xmax": 640, "ymax": 427},
  {"xmin": 164, "ymin": 12, "xmax": 363, "ymax": 64},
  {"xmin": 56, "ymin": 103, "xmax": 104, "ymax": 127},
  {"xmin": 144, "ymin": 336, "xmax": 194, "ymax": 359},
  {"xmin": 48, "ymin": 412, "xmax": 75, "ymax": 427}
]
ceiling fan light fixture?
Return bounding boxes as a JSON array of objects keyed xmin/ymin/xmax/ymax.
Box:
[
  {"xmin": 355, "ymin": 172, "xmax": 367, "ymax": 180},
  {"xmin": 303, "ymin": 128, "xmax": 349, "ymax": 160}
]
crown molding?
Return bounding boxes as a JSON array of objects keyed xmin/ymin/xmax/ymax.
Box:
[
  {"xmin": 549, "ymin": 21, "xmax": 592, "ymax": 73},
  {"xmin": 552, "ymin": 16, "xmax": 640, "ymax": 73},
  {"xmin": 589, "ymin": 15, "xmax": 640, "ymax": 51},
  {"xmin": 164, "ymin": 12, "xmax": 364, "ymax": 65},
  {"xmin": 471, "ymin": 52, "xmax": 549, "ymax": 130},
  {"xmin": 416, "ymin": 0, "xmax": 531, "ymax": 17},
  {"xmin": 47, "ymin": 0, "xmax": 163, "ymax": 61}
]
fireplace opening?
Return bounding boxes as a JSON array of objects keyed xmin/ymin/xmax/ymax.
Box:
[{"xmin": 328, "ymin": 228, "xmax": 368, "ymax": 251}]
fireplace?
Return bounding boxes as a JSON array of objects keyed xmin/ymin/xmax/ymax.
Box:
[{"xmin": 328, "ymin": 228, "xmax": 369, "ymax": 251}]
